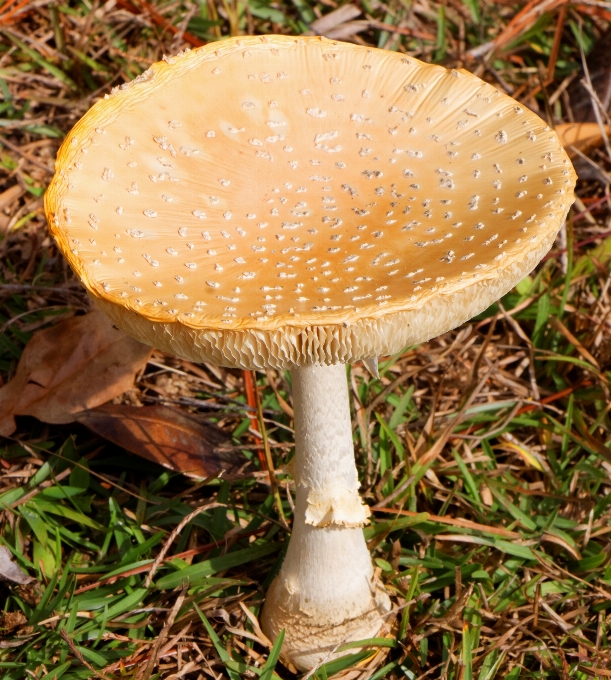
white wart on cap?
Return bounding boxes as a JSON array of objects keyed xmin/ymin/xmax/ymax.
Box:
[{"xmin": 46, "ymin": 35, "xmax": 576, "ymax": 369}]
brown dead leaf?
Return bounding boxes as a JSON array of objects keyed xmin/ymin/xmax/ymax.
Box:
[
  {"xmin": 0, "ymin": 610, "xmax": 35, "ymax": 648},
  {"xmin": 0, "ymin": 547, "xmax": 34, "ymax": 585},
  {"xmin": 309, "ymin": 5, "xmax": 361, "ymax": 36},
  {"xmin": 322, "ymin": 20, "xmax": 370, "ymax": 42},
  {"xmin": 0, "ymin": 184, "xmax": 25, "ymax": 212},
  {"xmin": 556, "ymin": 122, "xmax": 611, "ymax": 157},
  {"xmin": 75, "ymin": 404, "xmax": 240, "ymax": 479},
  {"xmin": 0, "ymin": 611, "xmax": 28, "ymax": 635},
  {"xmin": 0, "ymin": 310, "xmax": 152, "ymax": 436}
]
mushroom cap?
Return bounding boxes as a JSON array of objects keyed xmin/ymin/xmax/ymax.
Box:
[{"xmin": 45, "ymin": 35, "xmax": 576, "ymax": 369}]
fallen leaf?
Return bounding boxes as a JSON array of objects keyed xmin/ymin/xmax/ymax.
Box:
[
  {"xmin": 0, "ymin": 184, "xmax": 25, "ymax": 213},
  {"xmin": 0, "ymin": 610, "xmax": 35, "ymax": 647},
  {"xmin": 0, "ymin": 310, "xmax": 152, "ymax": 436},
  {"xmin": 0, "ymin": 637, "xmax": 36, "ymax": 649},
  {"xmin": 0, "ymin": 611, "xmax": 28, "ymax": 634},
  {"xmin": 76, "ymin": 404, "xmax": 240, "ymax": 479},
  {"xmin": 556, "ymin": 122, "xmax": 611, "ymax": 157},
  {"xmin": 309, "ymin": 5, "xmax": 361, "ymax": 36},
  {"xmin": 323, "ymin": 20, "xmax": 370, "ymax": 41},
  {"xmin": 0, "ymin": 547, "xmax": 34, "ymax": 585}
]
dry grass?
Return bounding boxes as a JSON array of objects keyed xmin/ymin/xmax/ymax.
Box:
[{"xmin": 1, "ymin": 0, "xmax": 611, "ymax": 678}]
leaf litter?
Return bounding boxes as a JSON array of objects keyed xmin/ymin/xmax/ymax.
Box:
[
  {"xmin": 1, "ymin": 0, "xmax": 611, "ymax": 679},
  {"xmin": 75, "ymin": 404, "xmax": 240, "ymax": 479},
  {"xmin": 0, "ymin": 546, "xmax": 34, "ymax": 585},
  {"xmin": 0, "ymin": 309, "xmax": 151, "ymax": 435}
]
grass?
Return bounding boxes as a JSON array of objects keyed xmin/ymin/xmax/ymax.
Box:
[{"xmin": 1, "ymin": 0, "xmax": 611, "ymax": 678}]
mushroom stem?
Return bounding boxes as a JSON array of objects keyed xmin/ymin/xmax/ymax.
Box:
[{"xmin": 261, "ymin": 363, "xmax": 391, "ymax": 671}]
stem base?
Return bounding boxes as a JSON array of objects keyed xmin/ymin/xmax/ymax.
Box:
[{"xmin": 263, "ymin": 564, "xmax": 391, "ymax": 671}]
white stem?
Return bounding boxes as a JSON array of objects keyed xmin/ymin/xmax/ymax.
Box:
[{"xmin": 261, "ymin": 363, "xmax": 391, "ymax": 671}]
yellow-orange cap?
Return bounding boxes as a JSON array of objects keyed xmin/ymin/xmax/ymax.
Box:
[{"xmin": 45, "ymin": 35, "xmax": 576, "ymax": 369}]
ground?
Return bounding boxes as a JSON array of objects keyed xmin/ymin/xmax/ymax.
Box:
[{"xmin": 0, "ymin": 0, "xmax": 611, "ymax": 678}]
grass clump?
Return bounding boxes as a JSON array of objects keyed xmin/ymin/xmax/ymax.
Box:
[{"xmin": 1, "ymin": 0, "xmax": 611, "ymax": 678}]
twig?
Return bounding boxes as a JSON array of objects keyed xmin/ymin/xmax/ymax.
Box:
[
  {"xmin": 60, "ymin": 629, "xmax": 112, "ymax": 680},
  {"xmin": 0, "ymin": 0, "xmax": 33, "ymax": 25},
  {"xmin": 0, "ymin": 305, "xmax": 69, "ymax": 336},
  {"xmin": 542, "ymin": 225, "xmax": 611, "ymax": 262},
  {"xmin": 373, "ymin": 364, "xmax": 496, "ymax": 509},
  {"xmin": 0, "ymin": 134, "xmax": 54, "ymax": 175},
  {"xmin": 252, "ymin": 374, "xmax": 289, "ymax": 529},
  {"xmin": 115, "ymin": 0, "xmax": 205, "ymax": 48},
  {"xmin": 143, "ymin": 393, "xmax": 279, "ymax": 418},
  {"xmin": 244, "ymin": 370, "xmax": 265, "ymax": 468},
  {"xmin": 8, "ymin": 468, "xmax": 72, "ymax": 509},
  {"xmin": 143, "ymin": 503, "xmax": 223, "ymax": 588},
  {"xmin": 73, "ymin": 526, "xmax": 268, "ymax": 595},
  {"xmin": 497, "ymin": 301, "xmax": 540, "ymax": 402},
  {"xmin": 140, "ymin": 589, "xmax": 188, "ymax": 680},
  {"xmin": 579, "ymin": 31, "xmax": 611, "ymax": 160},
  {"xmin": 374, "ymin": 507, "xmax": 520, "ymax": 538},
  {"xmin": 0, "ymin": 283, "xmax": 85, "ymax": 295},
  {"xmin": 548, "ymin": 316, "xmax": 600, "ymax": 368}
]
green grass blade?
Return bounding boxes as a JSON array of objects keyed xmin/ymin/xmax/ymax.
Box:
[
  {"xmin": 194, "ymin": 604, "xmax": 242, "ymax": 680},
  {"xmin": 0, "ymin": 30, "xmax": 77, "ymax": 90},
  {"xmin": 338, "ymin": 637, "xmax": 396, "ymax": 651},
  {"xmin": 155, "ymin": 542, "xmax": 279, "ymax": 589},
  {"xmin": 259, "ymin": 629, "xmax": 284, "ymax": 680}
]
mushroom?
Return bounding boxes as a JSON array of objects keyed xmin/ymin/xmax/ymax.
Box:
[{"xmin": 45, "ymin": 35, "xmax": 576, "ymax": 670}]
